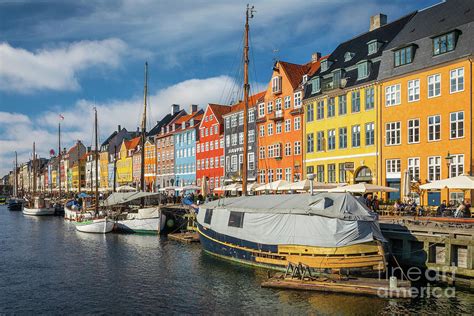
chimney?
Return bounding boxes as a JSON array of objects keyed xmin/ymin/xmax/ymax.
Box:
[
  {"xmin": 311, "ymin": 52, "xmax": 321, "ymax": 63},
  {"xmin": 171, "ymin": 104, "xmax": 180, "ymax": 115},
  {"xmin": 118, "ymin": 125, "xmax": 121, "ymax": 132},
  {"xmin": 87, "ymin": 146, "xmax": 91, "ymax": 152},
  {"xmin": 370, "ymin": 14, "xmax": 387, "ymax": 31},
  {"xmin": 190, "ymin": 104, "xmax": 198, "ymax": 113}
]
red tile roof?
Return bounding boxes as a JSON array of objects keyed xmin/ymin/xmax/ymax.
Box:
[
  {"xmin": 305, "ymin": 55, "xmax": 330, "ymax": 77},
  {"xmin": 125, "ymin": 137, "xmax": 140, "ymax": 151},
  {"xmin": 228, "ymin": 91, "xmax": 266, "ymax": 114},
  {"xmin": 208, "ymin": 103, "xmax": 232, "ymax": 123},
  {"xmin": 279, "ymin": 61, "xmax": 310, "ymax": 89}
]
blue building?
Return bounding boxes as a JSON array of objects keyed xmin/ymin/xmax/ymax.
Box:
[{"xmin": 174, "ymin": 106, "xmax": 203, "ymax": 187}]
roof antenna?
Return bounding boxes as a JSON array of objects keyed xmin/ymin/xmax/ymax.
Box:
[{"xmin": 272, "ymin": 48, "xmax": 279, "ymax": 63}]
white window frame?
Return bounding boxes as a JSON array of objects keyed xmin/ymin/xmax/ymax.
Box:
[
  {"xmin": 407, "ymin": 118, "xmax": 420, "ymax": 144},
  {"xmin": 427, "ymin": 156, "xmax": 441, "ymax": 182},
  {"xmin": 385, "ymin": 122, "xmax": 401, "ymax": 146},
  {"xmin": 407, "ymin": 79, "xmax": 420, "ymax": 102},
  {"xmin": 258, "ymin": 103, "xmax": 265, "ymax": 117},
  {"xmin": 449, "ymin": 154, "xmax": 464, "ymax": 177},
  {"xmin": 428, "ymin": 74, "xmax": 441, "ymax": 98},
  {"xmin": 284, "ymin": 96, "xmax": 291, "ymax": 109},
  {"xmin": 294, "ymin": 92, "xmax": 302, "ymax": 108},
  {"xmin": 427, "ymin": 115, "xmax": 441, "ymax": 142},
  {"xmin": 450, "ymin": 67, "xmax": 464, "ymax": 94},
  {"xmin": 284, "ymin": 119, "xmax": 291, "ymax": 132},
  {"xmin": 259, "ymin": 125, "xmax": 265, "ymax": 137},
  {"xmin": 294, "ymin": 141, "xmax": 301, "ymax": 155},
  {"xmin": 294, "ymin": 117, "xmax": 301, "ymax": 130},
  {"xmin": 408, "ymin": 157, "xmax": 420, "ymax": 181},
  {"xmin": 450, "ymin": 111, "xmax": 464, "ymax": 139},
  {"xmin": 385, "ymin": 84, "xmax": 401, "ymax": 106}
]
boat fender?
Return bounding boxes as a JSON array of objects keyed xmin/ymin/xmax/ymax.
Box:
[{"xmin": 166, "ymin": 219, "xmax": 174, "ymax": 228}]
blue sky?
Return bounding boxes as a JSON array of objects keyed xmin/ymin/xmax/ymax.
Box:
[{"xmin": 0, "ymin": 0, "xmax": 440, "ymax": 175}]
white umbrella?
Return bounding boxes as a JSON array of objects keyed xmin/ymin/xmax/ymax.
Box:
[
  {"xmin": 420, "ymin": 174, "xmax": 474, "ymax": 190},
  {"xmin": 117, "ymin": 185, "xmax": 137, "ymax": 192},
  {"xmin": 255, "ymin": 180, "xmax": 290, "ymax": 192},
  {"xmin": 403, "ymin": 170, "xmax": 411, "ymax": 200},
  {"xmin": 237, "ymin": 182, "xmax": 260, "ymax": 192},
  {"xmin": 177, "ymin": 185, "xmax": 200, "ymax": 191},
  {"xmin": 326, "ymin": 182, "xmax": 398, "ymax": 193}
]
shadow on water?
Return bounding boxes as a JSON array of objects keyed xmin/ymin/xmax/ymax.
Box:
[{"xmin": 0, "ymin": 206, "xmax": 472, "ymax": 314}]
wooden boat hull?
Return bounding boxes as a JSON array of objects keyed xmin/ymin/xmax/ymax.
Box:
[
  {"xmin": 75, "ymin": 218, "xmax": 114, "ymax": 234},
  {"xmin": 22, "ymin": 207, "xmax": 55, "ymax": 216},
  {"xmin": 197, "ymin": 223, "xmax": 385, "ymax": 272}
]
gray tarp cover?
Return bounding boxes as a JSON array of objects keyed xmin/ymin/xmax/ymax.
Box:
[
  {"xmin": 102, "ymin": 192, "xmax": 160, "ymax": 206},
  {"xmin": 197, "ymin": 193, "xmax": 386, "ymax": 248}
]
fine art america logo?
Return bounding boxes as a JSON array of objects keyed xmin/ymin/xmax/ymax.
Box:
[{"xmin": 377, "ymin": 265, "xmax": 457, "ymax": 298}]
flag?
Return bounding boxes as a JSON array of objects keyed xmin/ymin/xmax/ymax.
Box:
[{"xmin": 59, "ymin": 114, "xmax": 64, "ymax": 120}]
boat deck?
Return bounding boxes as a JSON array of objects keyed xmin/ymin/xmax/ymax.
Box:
[{"xmin": 168, "ymin": 231, "xmax": 200, "ymax": 243}]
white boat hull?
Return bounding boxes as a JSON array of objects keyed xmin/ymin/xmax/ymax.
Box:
[
  {"xmin": 64, "ymin": 206, "xmax": 93, "ymax": 221},
  {"xmin": 115, "ymin": 215, "xmax": 166, "ymax": 234},
  {"xmin": 75, "ymin": 218, "xmax": 114, "ymax": 234},
  {"xmin": 22, "ymin": 207, "xmax": 55, "ymax": 216}
]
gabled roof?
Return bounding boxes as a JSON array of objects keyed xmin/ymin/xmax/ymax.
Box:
[
  {"xmin": 125, "ymin": 137, "xmax": 140, "ymax": 151},
  {"xmin": 227, "ymin": 91, "xmax": 266, "ymax": 114},
  {"xmin": 208, "ymin": 104, "xmax": 233, "ymax": 123},
  {"xmin": 101, "ymin": 131, "xmax": 117, "ymax": 147},
  {"xmin": 306, "ymin": 55, "xmax": 329, "ymax": 77},
  {"xmin": 278, "ymin": 61, "xmax": 311, "ymax": 89},
  {"xmin": 148, "ymin": 109, "xmax": 185, "ymax": 137},
  {"xmin": 174, "ymin": 109, "xmax": 203, "ymax": 125}
]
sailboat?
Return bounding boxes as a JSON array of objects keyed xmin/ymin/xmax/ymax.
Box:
[
  {"xmin": 195, "ymin": 5, "xmax": 386, "ymax": 273},
  {"xmin": 75, "ymin": 108, "xmax": 114, "ymax": 233},
  {"xmin": 112, "ymin": 62, "xmax": 165, "ymax": 234},
  {"xmin": 8, "ymin": 151, "xmax": 24, "ymax": 211},
  {"xmin": 23, "ymin": 143, "xmax": 55, "ymax": 216}
]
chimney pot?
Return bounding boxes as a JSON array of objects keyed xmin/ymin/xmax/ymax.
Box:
[
  {"xmin": 118, "ymin": 125, "xmax": 121, "ymax": 132},
  {"xmin": 370, "ymin": 13, "xmax": 387, "ymax": 31},
  {"xmin": 190, "ymin": 104, "xmax": 198, "ymax": 113},
  {"xmin": 311, "ymin": 52, "xmax": 321, "ymax": 63},
  {"xmin": 171, "ymin": 104, "xmax": 180, "ymax": 115}
]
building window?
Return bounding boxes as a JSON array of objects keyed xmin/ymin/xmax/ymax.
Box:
[
  {"xmin": 316, "ymin": 165, "xmax": 324, "ymax": 182},
  {"xmin": 285, "ymin": 167, "xmax": 292, "ymax": 182},
  {"xmin": 231, "ymin": 134, "xmax": 237, "ymax": 146},
  {"xmin": 248, "ymin": 153, "xmax": 255, "ymax": 170},
  {"xmin": 428, "ymin": 115, "xmax": 441, "ymax": 141},
  {"xmin": 408, "ymin": 79, "xmax": 420, "ymax": 102},
  {"xmin": 248, "ymin": 130, "xmax": 255, "ymax": 143},
  {"xmin": 267, "ymin": 123, "xmax": 273, "ymax": 136},
  {"xmin": 450, "ymin": 154, "xmax": 464, "ymax": 177},
  {"xmin": 306, "ymin": 133, "xmax": 314, "ymax": 153},
  {"xmin": 306, "ymin": 104, "xmax": 314, "ymax": 122},
  {"xmin": 239, "ymin": 132, "xmax": 244, "ymax": 145},
  {"xmin": 327, "ymin": 164, "xmax": 336, "ymax": 183},
  {"xmin": 339, "ymin": 95, "xmax": 347, "ymax": 115},
  {"xmin": 284, "ymin": 96, "xmax": 291, "ymax": 109},
  {"xmin": 225, "ymin": 117, "xmax": 230, "ymax": 128},
  {"xmin": 408, "ymin": 157, "xmax": 420, "ymax": 181},
  {"xmin": 268, "ymin": 169, "xmax": 274, "ymax": 182},
  {"xmin": 327, "ymin": 129, "xmax": 335, "ymax": 150},
  {"xmin": 433, "ymin": 32, "xmax": 456, "ymax": 56},
  {"xmin": 339, "ymin": 127, "xmax": 347, "ymax": 149},
  {"xmin": 386, "ymin": 122, "xmax": 401, "ymax": 145},
  {"xmin": 276, "ymin": 122, "xmax": 282, "ymax": 134},
  {"xmin": 394, "ymin": 46, "xmax": 413, "ymax": 67},
  {"xmin": 294, "ymin": 141, "xmax": 301, "ymax": 155},
  {"xmin": 450, "ymin": 111, "xmax": 464, "ymax": 139},
  {"xmin": 368, "ymin": 40, "xmax": 378, "ymax": 55},
  {"xmin": 231, "ymin": 155, "xmax": 237, "ymax": 172},
  {"xmin": 385, "ymin": 84, "xmax": 401, "ymax": 106},
  {"xmin": 307, "ymin": 166, "xmax": 314, "ymax": 175},
  {"xmin": 408, "ymin": 119, "xmax": 420, "ymax": 144},
  {"xmin": 259, "ymin": 146, "xmax": 265, "ymax": 159},
  {"xmin": 275, "ymin": 98, "xmax": 282, "ymax": 111},
  {"xmin": 231, "ymin": 115, "xmax": 237, "ymax": 127},
  {"xmin": 285, "ymin": 142, "xmax": 291, "ymax": 156},
  {"xmin": 428, "ymin": 156, "xmax": 441, "ymax": 182},
  {"xmin": 327, "ymin": 97, "xmax": 335, "ymax": 117},
  {"xmin": 316, "ymin": 131, "xmax": 324, "ymax": 152},
  {"xmin": 338, "ymin": 163, "xmax": 346, "ymax": 183},
  {"xmin": 267, "ymin": 101, "xmax": 273, "ymax": 113},
  {"xmin": 351, "ymin": 125, "xmax": 360, "ymax": 147},
  {"xmin": 272, "ymin": 76, "xmax": 282, "ymax": 93},
  {"xmin": 294, "ymin": 92, "xmax": 302, "ymax": 108},
  {"xmin": 365, "ymin": 122, "xmax": 374, "ymax": 146},
  {"xmin": 450, "ymin": 68, "xmax": 464, "ymax": 93},
  {"xmin": 351, "ymin": 91, "xmax": 360, "ymax": 112},
  {"xmin": 259, "ymin": 125, "xmax": 265, "ymax": 137},
  {"xmin": 316, "ymin": 100, "xmax": 324, "ymax": 120},
  {"xmin": 357, "ymin": 61, "xmax": 369, "ymax": 80},
  {"xmin": 365, "ymin": 87, "xmax": 374, "ymax": 110},
  {"xmin": 428, "ymin": 74, "xmax": 441, "ymax": 98},
  {"xmin": 248, "ymin": 110, "xmax": 255, "ymax": 123},
  {"xmin": 386, "ymin": 159, "xmax": 401, "ymax": 174},
  {"xmin": 276, "ymin": 168, "xmax": 282, "ymax": 180},
  {"xmin": 258, "ymin": 103, "xmax": 265, "ymax": 117},
  {"xmin": 285, "ymin": 119, "xmax": 291, "ymax": 132},
  {"xmin": 294, "ymin": 117, "xmax": 301, "ymax": 130},
  {"xmin": 259, "ymin": 170, "xmax": 265, "ymax": 183}
]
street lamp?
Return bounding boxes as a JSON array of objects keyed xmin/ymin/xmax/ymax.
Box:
[{"xmin": 445, "ymin": 152, "xmax": 454, "ymax": 204}]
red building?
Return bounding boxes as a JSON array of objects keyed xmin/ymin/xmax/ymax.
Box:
[{"xmin": 196, "ymin": 103, "xmax": 232, "ymax": 192}]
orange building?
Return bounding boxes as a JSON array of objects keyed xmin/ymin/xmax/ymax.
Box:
[
  {"xmin": 256, "ymin": 59, "xmax": 319, "ymax": 183},
  {"xmin": 378, "ymin": 2, "xmax": 473, "ymax": 205},
  {"xmin": 144, "ymin": 138, "xmax": 156, "ymax": 191}
]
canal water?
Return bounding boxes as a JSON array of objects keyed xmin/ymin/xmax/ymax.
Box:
[{"xmin": 0, "ymin": 206, "xmax": 472, "ymax": 315}]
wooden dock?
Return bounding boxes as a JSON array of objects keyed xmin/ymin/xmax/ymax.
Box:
[
  {"xmin": 168, "ymin": 231, "xmax": 200, "ymax": 243},
  {"xmin": 261, "ymin": 275, "xmax": 412, "ymax": 298}
]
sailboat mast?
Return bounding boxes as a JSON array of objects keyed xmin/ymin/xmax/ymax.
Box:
[
  {"xmin": 78, "ymin": 140, "xmax": 81, "ymax": 194},
  {"xmin": 58, "ymin": 122, "xmax": 62, "ymax": 198},
  {"xmin": 242, "ymin": 5, "xmax": 254, "ymax": 196},
  {"xmin": 33, "ymin": 142, "xmax": 36, "ymax": 193},
  {"xmin": 140, "ymin": 62, "xmax": 148, "ymax": 194},
  {"xmin": 113, "ymin": 145, "xmax": 117, "ymax": 192},
  {"xmin": 94, "ymin": 108, "xmax": 99, "ymax": 214},
  {"xmin": 14, "ymin": 151, "xmax": 18, "ymax": 197}
]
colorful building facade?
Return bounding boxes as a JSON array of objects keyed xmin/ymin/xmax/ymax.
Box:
[{"xmin": 144, "ymin": 138, "xmax": 156, "ymax": 191}]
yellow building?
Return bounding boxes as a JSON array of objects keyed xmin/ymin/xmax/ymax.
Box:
[
  {"xmin": 303, "ymin": 13, "xmax": 413, "ymax": 184},
  {"xmin": 99, "ymin": 151, "xmax": 109, "ymax": 189},
  {"xmin": 116, "ymin": 137, "xmax": 140, "ymax": 185},
  {"xmin": 377, "ymin": 3, "xmax": 473, "ymax": 205}
]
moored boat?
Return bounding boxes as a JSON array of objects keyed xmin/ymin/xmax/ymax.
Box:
[
  {"xmin": 22, "ymin": 196, "xmax": 55, "ymax": 216},
  {"xmin": 115, "ymin": 207, "xmax": 166, "ymax": 234},
  {"xmin": 7, "ymin": 198, "xmax": 23, "ymax": 211},
  {"xmin": 196, "ymin": 193, "xmax": 386, "ymax": 273},
  {"xmin": 75, "ymin": 217, "xmax": 114, "ymax": 233}
]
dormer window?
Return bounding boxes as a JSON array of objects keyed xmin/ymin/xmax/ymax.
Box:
[
  {"xmin": 189, "ymin": 119, "xmax": 194, "ymax": 126},
  {"xmin": 433, "ymin": 31, "xmax": 457, "ymax": 56},
  {"xmin": 272, "ymin": 76, "xmax": 282, "ymax": 94},
  {"xmin": 320, "ymin": 60, "xmax": 328, "ymax": 72},
  {"xmin": 332, "ymin": 69, "xmax": 342, "ymax": 88},
  {"xmin": 367, "ymin": 40, "xmax": 380, "ymax": 55},
  {"xmin": 357, "ymin": 61, "xmax": 369, "ymax": 80},
  {"xmin": 344, "ymin": 52, "xmax": 354, "ymax": 62},
  {"xmin": 394, "ymin": 46, "xmax": 414, "ymax": 67},
  {"xmin": 311, "ymin": 77, "xmax": 321, "ymax": 94},
  {"xmin": 181, "ymin": 122, "xmax": 186, "ymax": 129},
  {"xmin": 302, "ymin": 74, "xmax": 308, "ymax": 84}
]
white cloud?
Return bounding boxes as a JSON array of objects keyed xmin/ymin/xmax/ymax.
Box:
[
  {"xmin": 0, "ymin": 38, "xmax": 127, "ymax": 92},
  {"xmin": 0, "ymin": 75, "xmax": 243, "ymax": 176}
]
